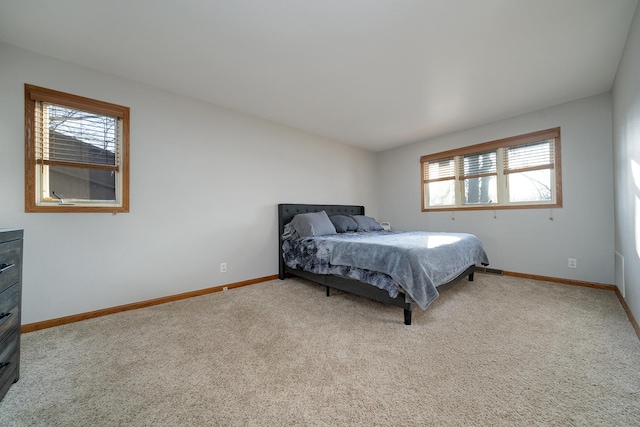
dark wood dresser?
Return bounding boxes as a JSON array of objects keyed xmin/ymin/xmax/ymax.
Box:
[{"xmin": 0, "ymin": 229, "xmax": 23, "ymax": 401}]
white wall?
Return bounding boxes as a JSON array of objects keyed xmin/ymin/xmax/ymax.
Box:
[
  {"xmin": 377, "ymin": 93, "xmax": 615, "ymax": 284},
  {"xmin": 612, "ymin": 3, "xmax": 640, "ymax": 322},
  {"xmin": 0, "ymin": 42, "xmax": 378, "ymax": 324}
]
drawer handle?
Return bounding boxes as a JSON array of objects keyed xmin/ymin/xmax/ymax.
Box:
[
  {"xmin": 0, "ymin": 263, "xmax": 15, "ymax": 274},
  {"xmin": 0, "ymin": 312, "xmax": 11, "ymax": 320}
]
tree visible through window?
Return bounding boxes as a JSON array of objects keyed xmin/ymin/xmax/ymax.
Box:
[
  {"xmin": 462, "ymin": 151, "xmax": 497, "ymax": 205},
  {"xmin": 421, "ymin": 128, "xmax": 561, "ymax": 211},
  {"xmin": 25, "ymin": 84, "xmax": 130, "ymax": 212}
]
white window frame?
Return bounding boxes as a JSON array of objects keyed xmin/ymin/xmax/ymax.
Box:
[
  {"xmin": 25, "ymin": 84, "xmax": 130, "ymax": 213},
  {"xmin": 421, "ymin": 128, "xmax": 562, "ymax": 212}
]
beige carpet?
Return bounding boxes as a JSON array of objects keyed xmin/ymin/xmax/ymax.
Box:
[{"xmin": 1, "ymin": 274, "xmax": 639, "ymax": 426}]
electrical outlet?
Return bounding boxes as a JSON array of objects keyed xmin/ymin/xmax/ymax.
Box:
[
  {"xmin": 220, "ymin": 262, "xmax": 227, "ymax": 273},
  {"xmin": 568, "ymin": 258, "xmax": 577, "ymax": 269}
]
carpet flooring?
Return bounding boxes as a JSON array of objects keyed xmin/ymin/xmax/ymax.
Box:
[{"xmin": 1, "ymin": 274, "xmax": 639, "ymax": 426}]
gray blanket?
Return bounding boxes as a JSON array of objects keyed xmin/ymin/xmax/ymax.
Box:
[
  {"xmin": 301, "ymin": 231, "xmax": 489, "ymax": 310},
  {"xmin": 282, "ymin": 233, "xmax": 402, "ymax": 298}
]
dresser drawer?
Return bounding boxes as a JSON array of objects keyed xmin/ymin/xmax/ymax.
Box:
[
  {"xmin": 0, "ymin": 328, "xmax": 20, "ymax": 400},
  {"xmin": 0, "ymin": 239, "xmax": 22, "ymax": 295},
  {"xmin": 0, "ymin": 284, "xmax": 20, "ymax": 343}
]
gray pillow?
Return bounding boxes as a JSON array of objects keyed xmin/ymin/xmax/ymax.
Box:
[
  {"xmin": 329, "ymin": 215, "xmax": 358, "ymax": 233},
  {"xmin": 290, "ymin": 210, "xmax": 337, "ymax": 237},
  {"xmin": 350, "ymin": 215, "xmax": 384, "ymax": 232}
]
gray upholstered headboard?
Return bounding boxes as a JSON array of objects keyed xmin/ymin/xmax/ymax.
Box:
[
  {"xmin": 277, "ymin": 203, "xmax": 365, "ymax": 278},
  {"xmin": 278, "ymin": 204, "xmax": 364, "ymax": 228}
]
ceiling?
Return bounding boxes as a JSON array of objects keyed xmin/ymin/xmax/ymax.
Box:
[{"xmin": 0, "ymin": 0, "xmax": 637, "ymax": 152}]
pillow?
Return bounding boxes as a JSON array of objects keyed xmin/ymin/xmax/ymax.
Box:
[
  {"xmin": 290, "ymin": 210, "xmax": 337, "ymax": 238},
  {"xmin": 350, "ymin": 215, "xmax": 384, "ymax": 232},
  {"xmin": 329, "ymin": 215, "xmax": 358, "ymax": 233}
]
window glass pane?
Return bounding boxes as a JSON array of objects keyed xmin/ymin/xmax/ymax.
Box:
[
  {"xmin": 428, "ymin": 180, "xmax": 455, "ymax": 206},
  {"xmin": 48, "ymin": 165, "xmax": 116, "ymax": 202},
  {"xmin": 463, "ymin": 176, "xmax": 497, "ymax": 205},
  {"xmin": 508, "ymin": 169, "xmax": 551, "ymax": 202}
]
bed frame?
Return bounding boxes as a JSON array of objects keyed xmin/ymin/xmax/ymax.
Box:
[{"xmin": 277, "ymin": 203, "xmax": 475, "ymax": 325}]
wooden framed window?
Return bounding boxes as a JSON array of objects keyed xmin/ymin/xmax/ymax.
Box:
[
  {"xmin": 421, "ymin": 128, "xmax": 561, "ymax": 211},
  {"xmin": 25, "ymin": 84, "xmax": 130, "ymax": 212}
]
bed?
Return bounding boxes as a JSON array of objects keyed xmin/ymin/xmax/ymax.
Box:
[{"xmin": 278, "ymin": 204, "xmax": 489, "ymax": 325}]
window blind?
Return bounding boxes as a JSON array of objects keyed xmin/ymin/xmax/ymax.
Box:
[
  {"xmin": 504, "ymin": 139, "xmax": 554, "ymax": 174},
  {"xmin": 425, "ymin": 157, "xmax": 455, "ymax": 182},
  {"xmin": 459, "ymin": 150, "xmax": 497, "ymax": 179},
  {"xmin": 36, "ymin": 101, "xmax": 120, "ymax": 170}
]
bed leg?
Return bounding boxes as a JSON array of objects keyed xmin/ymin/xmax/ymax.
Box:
[
  {"xmin": 469, "ymin": 272, "xmax": 474, "ymax": 282},
  {"xmin": 326, "ymin": 286, "xmax": 331, "ymax": 297},
  {"xmin": 404, "ymin": 309, "xmax": 412, "ymax": 325}
]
